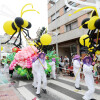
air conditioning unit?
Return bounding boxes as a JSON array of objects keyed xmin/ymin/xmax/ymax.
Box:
[{"xmin": 49, "ymin": 0, "xmax": 55, "ymax": 4}]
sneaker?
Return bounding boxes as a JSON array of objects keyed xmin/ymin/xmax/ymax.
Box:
[
  {"xmin": 75, "ymin": 87, "xmax": 81, "ymax": 90},
  {"xmin": 36, "ymin": 94, "xmax": 41, "ymax": 98},
  {"xmin": 33, "ymin": 86, "xmax": 37, "ymax": 89},
  {"xmin": 42, "ymin": 89, "xmax": 47, "ymax": 94}
]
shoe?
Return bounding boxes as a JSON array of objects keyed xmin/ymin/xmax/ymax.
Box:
[
  {"xmin": 75, "ymin": 87, "xmax": 81, "ymax": 90},
  {"xmin": 90, "ymin": 99, "xmax": 96, "ymax": 100},
  {"xmin": 33, "ymin": 86, "xmax": 37, "ymax": 89},
  {"xmin": 36, "ymin": 94, "xmax": 41, "ymax": 98},
  {"xmin": 42, "ymin": 89, "xmax": 47, "ymax": 94}
]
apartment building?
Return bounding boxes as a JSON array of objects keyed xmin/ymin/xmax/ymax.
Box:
[{"xmin": 48, "ymin": 0, "xmax": 94, "ymax": 60}]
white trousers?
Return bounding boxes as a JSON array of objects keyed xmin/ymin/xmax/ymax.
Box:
[
  {"xmin": 36, "ymin": 72, "xmax": 47, "ymax": 94},
  {"xmin": 51, "ymin": 69, "xmax": 56, "ymax": 79},
  {"xmin": 32, "ymin": 71, "xmax": 37, "ymax": 88},
  {"xmin": 83, "ymin": 75, "xmax": 95, "ymax": 100},
  {"xmin": 74, "ymin": 70, "xmax": 80, "ymax": 88}
]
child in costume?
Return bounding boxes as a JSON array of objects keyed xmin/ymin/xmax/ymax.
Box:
[
  {"xmin": 32, "ymin": 57, "xmax": 38, "ymax": 89},
  {"xmin": 49, "ymin": 58, "xmax": 56, "ymax": 79},
  {"xmin": 73, "ymin": 55, "xmax": 81, "ymax": 90},
  {"xmin": 34, "ymin": 53, "xmax": 47, "ymax": 98},
  {"xmin": 83, "ymin": 56, "xmax": 95, "ymax": 100}
]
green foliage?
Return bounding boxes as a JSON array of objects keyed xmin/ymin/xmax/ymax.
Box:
[{"xmin": 46, "ymin": 50, "xmax": 60, "ymax": 68}]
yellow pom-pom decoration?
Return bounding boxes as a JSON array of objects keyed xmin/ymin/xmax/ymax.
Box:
[
  {"xmin": 3, "ymin": 21, "xmax": 16, "ymax": 35},
  {"xmin": 95, "ymin": 50, "xmax": 100, "ymax": 55},
  {"xmin": 1, "ymin": 46, "xmax": 3, "ymax": 51},
  {"xmin": 88, "ymin": 47, "xmax": 94, "ymax": 52},
  {"xmin": 79, "ymin": 34, "xmax": 90, "ymax": 47},
  {"xmin": 40, "ymin": 34, "xmax": 52, "ymax": 45}
]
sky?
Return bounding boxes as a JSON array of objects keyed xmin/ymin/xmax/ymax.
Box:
[{"xmin": 0, "ymin": 0, "xmax": 48, "ymax": 39}]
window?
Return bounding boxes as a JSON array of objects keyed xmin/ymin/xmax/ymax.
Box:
[
  {"xmin": 51, "ymin": 11, "xmax": 60, "ymax": 22},
  {"xmin": 66, "ymin": 21, "xmax": 78, "ymax": 32},
  {"xmin": 51, "ymin": 14, "xmax": 56, "ymax": 22},
  {"xmin": 52, "ymin": 27, "xmax": 60, "ymax": 35},
  {"xmin": 51, "ymin": 3, "xmax": 54, "ymax": 7},
  {"xmin": 64, "ymin": 1, "xmax": 77, "ymax": 13},
  {"xmin": 68, "ymin": 1, "xmax": 77, "ymax": 7},
  {"xmin": 56, "ymin": 11, "xmax": 60, "ymax": 19},
  {"xmin": 71, "ymin": 21, "xmax": 78, "ymax": 30}
]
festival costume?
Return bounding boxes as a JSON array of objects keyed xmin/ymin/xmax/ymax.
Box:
[
  {"xmin": 73, "ymin": 55, "xmax": 81, "ymax": 89},
  {"xmin": 34, "ymin": 53, "xmax": 47, "ymax": 95},
  {"xmin": 32, "ymin": 57, "xmax": 38, "ymax": 88},
  {"xmin": 83, "ymin": 56, "xmax": 95, "ymax": 100},
  {"xmin": 49, "ymin": 58, "xmax": 56, "ymax": 79}
]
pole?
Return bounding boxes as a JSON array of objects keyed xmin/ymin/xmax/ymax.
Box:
[
  {"xmin": 54, "ymin": 0, "xmax": 59, "ymax": 74},
  {"xmin": 54, "ymin": 0, "xmax": 59, "ymax": 56}
]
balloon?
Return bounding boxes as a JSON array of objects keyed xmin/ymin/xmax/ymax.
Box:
[
  {"xmin": 79, "ymin": 34, "xmax": 90, "ymax": 47},
  {"xmin": 1, "ymin": 46, "xmax": 3, "ymax": 51},
  {"xmin": 17, "ymin": 71, "xmax": 20, "ymax": 75},
  {"xmin": 40, "ymin": 34, "xmax": 52, "ymax": 45},
  {"xmin": 15, "ymin": 17, "xmax": 24, "ymax": 27},
  {"xmin": 22, "ymin": 20, "xmax": 28, "ymax": 28},
  {"xmin": 95, "ymin": 50, "xmax": 100, "ymax": 55},
  {"xmin": 18, "ymin": 68, "xmax": 22, "ymax": 72},
  {"xmin": 12, "ymin": 47, "xmax": 21, "ymax": 53},
  {"xmin": 20, "ymin": 71, "xmax": 25, "ymax": 76},
  {"xmin": 3, "ymin": 21, "xmax": 16, "ymax": 35},
  {"xmin": 81, "ymin": 18, "xmax": 90, "ymax": 29},
  {"xmin": 87, "ymin": 16, "xmax": 99, "ymax": 30},
  {"xmin": 95, "ymin": 19, "xmax": 100, "ymax": 29}
]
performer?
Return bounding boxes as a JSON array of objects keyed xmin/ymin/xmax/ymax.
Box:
[
  {"xmin": 32, "ymin": 57, "xmax": 38, "ymax": 89},
  {"xmin": 34, "ymin": 53, "xmax": 47, "ymax": 98},
  {"xmin": 49, "ymin": 58, "xmax": 56, "ymax": 79},
  {"xmin": 73, "ymin": 55, "xmax": 81, "ymax": 90},
  {"xmin": 82, "ymin": 56, "xmax": 95, "ymax": 100}
]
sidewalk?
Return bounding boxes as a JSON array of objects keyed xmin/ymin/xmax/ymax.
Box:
[
  {"xmin": 0, "ymin": 84, "xmax": 20, "ymax": 100},
  {"xmin": 0, "ymin": 68, "xmax": 24, "ymax": 100}
]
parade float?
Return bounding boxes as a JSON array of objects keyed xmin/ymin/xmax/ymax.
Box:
[{"xmin": 1, "ymin": 3, "xmax": 59, "ymax": 79}]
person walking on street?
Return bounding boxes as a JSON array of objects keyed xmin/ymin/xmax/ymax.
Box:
[
  {"xmin": 49, "ymin": 58, "xmax": 56, "ymax": 79},
  {"xmin": 73, "ymin": 55, "xmax": 81, "ymax": 90},
  {"xmin": 82, "ymin": 56, "xmax": 96, "ymax": 100},
  {"xmin": 34, "ymin": 53, "xmax": 47, "ymax": 98},
  {"xmin": 32, "ymin": 57, "xmax": 38, "ymax": 89}
]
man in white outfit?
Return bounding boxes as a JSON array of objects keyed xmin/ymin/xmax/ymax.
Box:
[
  {"xmin": 32, "ymin": 57, "xmax": 38, "ymax": 89},
  {"xmin": 73, "ymin": 55, "xmax": 81, "ymax": 90},
  {"xmin": 83, "ymin": 56, "xmax": 96, "ymax": 100},
  {"xmin": 49, "ymin": 58, "xmax": 56, "ymax": 79},
  {"xmin": 34, "ymin": 53, "xmax": 47, "ymax": 98}
]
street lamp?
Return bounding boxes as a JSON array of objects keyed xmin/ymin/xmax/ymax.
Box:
[{"xmin": 49, "ymin": 0, "xmax": 59, "ymax": 56}]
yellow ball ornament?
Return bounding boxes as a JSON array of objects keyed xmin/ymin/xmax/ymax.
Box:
[
  {"xmin": 95, "ymin": 50, "xmax": 100, "ymax": 55},
  {"xmin": 1, "ymin": 46, "xmax": 3, "ymax": 51},
  {"xmin": 40, "ymin": 34, "xmax": 52, "ymax": 45},
  {"xmin": 3, "ymin": 21, "xmax": 16, "ymax": 35},
  {"xmin": 79, "ymin": 34, "xmax": 89, "ymax": 47},
  {"xmin": 87, "ymin": 16, "xmax": 99, "ymax": 30}
]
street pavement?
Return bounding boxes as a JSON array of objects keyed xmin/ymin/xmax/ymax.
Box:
[
  {"xmin": 11, "ymin": 72, "xmax": 100, "ymax": 100},
  {"xmin": 0, "ymin": 70, "xmax": 100, "ymax": 100}
]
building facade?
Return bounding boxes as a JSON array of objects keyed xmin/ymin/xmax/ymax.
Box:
[
  {"xmin": 1, "ymin": 34, "xmax": 22, "ymax": 58},
  {"xmin": 48, "ymin": 0, "xmax": 94, "ymax": 61}
]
